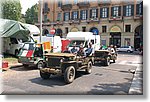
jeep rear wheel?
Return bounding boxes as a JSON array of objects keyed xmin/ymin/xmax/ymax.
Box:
[
  {"xmin": 64, "ymin": 66, "xmax": 75, "ymax": 84},
  {"xmin": 23, "ymin": 64, "xmax": 29, "ymax": 68},
  {"xmin": 85, "ymin": 61, "xmax": 92, "ymax": 74},
  {"xmin": 40, "ymin": 70, "xmax": 50, "ymax": 79}
]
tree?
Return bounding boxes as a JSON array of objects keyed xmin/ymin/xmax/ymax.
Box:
[
  {"xmin": 25, "ymin": 4, "xmax": 38, "ymax": 24},
  {"xmin": 2, "ymin": 0, "xmax": 22, "ymax": 21}
]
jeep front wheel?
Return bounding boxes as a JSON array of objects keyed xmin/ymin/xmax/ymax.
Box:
[
  {"xmin": 104, "ymin": 57, "xmax": 110, "ymax": 66},
  {"xmin": 64, "ymin": 66, "xmax": 75, "ymax": 84},
  {"xmin": 85, "ymin": 61, "xmax": 92, "ymax": 74},
  {"xmin": 37, "ymin": 61, "xmax": 44, "ymax": 69},
  {"xmin": 40, "ymin": 70, "xmax": 50, "ymax": 79}
]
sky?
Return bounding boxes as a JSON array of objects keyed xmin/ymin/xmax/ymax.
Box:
[{"xmin": 20, "ymin": 0, "xmax": 39, "ymax": 14}]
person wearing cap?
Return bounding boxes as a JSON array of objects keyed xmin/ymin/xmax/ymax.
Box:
[{"xmin": 70, "ymin": 43, "xmax": 78, "ymax": 54}]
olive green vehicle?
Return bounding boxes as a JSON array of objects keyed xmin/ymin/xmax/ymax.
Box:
[
  {"xmin": 39, "ymin": 53, "xmax": 94, "ymax": 84},
  {"xmin": 94, "ymin": 50, "xmax": 117, "ymax": 66}
]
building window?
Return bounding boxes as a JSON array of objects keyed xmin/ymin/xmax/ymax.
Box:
[
  {"xmin": 125, "ymin": 25, "xmax": 131, "ymax": 32},
  {"xmin": 126, "ymin": 5, "xmax": 132, "ymax": 16},
  {"xmin": 81, "ymin": 10, "xmax": 88, "ymax": 20},
  {"xmin": 64, "ymin": 0, "xmax": 70, "ymax": 4},
  {"xmin": 65, "ymin": 27, "xmax": 68, "ymax": 34},
  {"xmin": 58, "ymin": 1, "xmax": 62, "ymax": 7},
  {"xmin": 64, "ymin": 12, "xmax": 70, "ymax": 21},
  {"xmin": 44, "ymin": 15, "xmax": 47, "ymax": 22},
  {"xmin": 136, "ymin": 2, "xmax": 143, "ymax": 15},
  {"xmin": 57, "ymin": 13, "xmax": 61, "ymax": 21},
  {"xmin": 82, "ymin": 27, "xmax": 86, "ymax": 32},
  {"xmin": 90, "ymin": 9, "xmax": 98, "ymax": 18},
  {"xmin": 113, "ymin": 6, "xmax": 119, "ymax": 17},
  {"xmin": 74, "ymin": 0, "xmax": 78, "ymax": 4},
  {"xmin": 102, "ymin": 26, "xmax": 107, "ymax": 33},
  {"xmin": 102, "ymin": 8, "xmax": 108, "ymax": 18},
  {"xmin": 72, "ymin": 11, "xmax": 78, "ymax": 20}
]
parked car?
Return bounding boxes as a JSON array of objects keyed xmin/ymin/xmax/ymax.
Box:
[
  {"xmin": 117, "ymin": 46, "xmax": 134, "ymax": 53},
  {"xmin": 18, "ymin": 42, "xmax": 51, "ymax": 68}
]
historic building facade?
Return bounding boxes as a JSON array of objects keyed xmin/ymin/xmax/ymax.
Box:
[{"xmin": 37, "ymin": 0, "xmax": 143, "ymax": 49}]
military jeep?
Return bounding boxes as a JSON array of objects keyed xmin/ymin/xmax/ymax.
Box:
[
  {"xmin": 94, "ymin": 50, "xmax": 117, "ymax": 66},
  {"xmin": 39, "ymin": 53, "xmax": 94, "ymax": 84}
]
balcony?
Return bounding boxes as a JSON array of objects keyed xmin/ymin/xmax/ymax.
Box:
[
  {"xmin": 98, "ymin": 0, "xmax": 111, "ymax": 6},
  {"xmin": 61, "ymin": 4, "xmax": 72, "ymax": 11},
  {"xmin": 109, "ymin": 16, "xmax": 123, "ymax": 21},
  {"xmin": 89, "ymin": 18, "xmax": 99, "ymax": 22},
  {"xmin": 77, "ymin": 2, "xmax": 90, "ymax": 8},
  {"xmin": 72, "ymin": 19, "xmax": 80, "ymax": 24}
]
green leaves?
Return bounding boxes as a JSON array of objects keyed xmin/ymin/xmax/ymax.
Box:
[
  {"xmin": 24, "ymin": 4, "xmax": 38, "ymax": 24},
  {"xmin": 2, "ymin": 0, "xmax": 22, "ymax": 21}
]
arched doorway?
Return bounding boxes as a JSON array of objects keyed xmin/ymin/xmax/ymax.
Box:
[
  {"xmin": 89, "ymin": 27, "xmax": 99, "ymax": 35},
  {"xmin": 56, "ymin": 28, "xmax": 63, "ymax": 38},
  {"xmin": 134, "ymin": 25, "xmax": 143, "ymax": 50},
  {"xmin": 110, "ymin": 26, "xmax": 121, "ymax": 47},
  {"xmin": 43, "ymin": 29, "xmax": 49, "ymax": 36},
  {"xmin": 70, "ymin": 27, "xmax": 79, "ymax": 32}
]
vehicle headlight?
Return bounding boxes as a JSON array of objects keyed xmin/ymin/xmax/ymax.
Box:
[{"xmin": 60, "ymin": 58, "xmax": 64, "ymax": 63}]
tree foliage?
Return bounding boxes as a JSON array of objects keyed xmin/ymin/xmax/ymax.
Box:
[
  {"xmin": 2, "ymin": 0, "xmax": 22, "ymax": 21},
  {"xmin": 25, "ymin": 4, "xmax": 38, "ymax": 24}
]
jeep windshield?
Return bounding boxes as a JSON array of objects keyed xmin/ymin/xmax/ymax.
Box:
[
  {"xmin": 21, "ymin": 43, "xmax": 35, "ymax": 51},
  {"xmin": 69, "ymin": 40, "xmax": 87, "ymax": 47}
]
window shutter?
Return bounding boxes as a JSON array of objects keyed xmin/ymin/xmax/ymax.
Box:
[
  {"xmin": 136, "ymin": 4, "xmax": 139, "ymax": 15},
  {"xmin": 140, "ymin": 2, "xmax": 143, "ymax": 15},
  {"xmin": 72, "ymin": 12, "xmax": 74, "ymax": 20},
  {"xmin": 111, "ymin": 7, "xmax": 114, "ymax": 17},
  {"xmin": 118, "ymin": 6, "xmax": 121, "ymax": 16},
  {"xmin": 69, "ymin": 12, "xmax": 70, "ymax": 20},
  {"xmin": 107, "ymin": 8, "xmax": 109, "ymax": 18},
  {"xmin": 96, "ymin": 9, "xmax": 98, "ymax": 18},
  {"xmin": 86, "ymin": 10, "xmax": 88, "ymax": 19},
  {"xmin": 131, "ymin": 5, "xmax": 134, "ymax": 16},
  {"xmin": 90, "ymin": 9, "xmax": 92, "ymax": 18},
  {"xmin": 64, "ymin": 13, "xmax": 65, "ymax": 21},
  {"xmin": 77, "ymin": 11, "xmax": 79, "ymax": 19},
  {"xmin": 80, "ymin": 10, "xmax": 83, "ymax": 20},
  {"xmin": 123, "ymin": 6, "xmax": 126, "ymax": 16},
  {"xmin": 100, "ymin": 8, "xmax": 103, "ymax": 18}
]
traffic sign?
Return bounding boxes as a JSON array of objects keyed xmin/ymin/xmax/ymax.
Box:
[{"xmin": 50, "ymin": 28, "xmax": 56, "ymax": 35}]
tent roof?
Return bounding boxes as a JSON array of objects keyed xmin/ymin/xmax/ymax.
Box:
[{"xmin": 0, "ymin": 19, "xmax": 40, "ymax": 41}]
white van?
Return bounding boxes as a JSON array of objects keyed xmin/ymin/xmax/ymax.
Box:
[
  {"xmin": 32, "ymin": 35, "xmax": 62, "ymax": 53},
  {"xmin": 3, "ymin": 37, "xmax": 34, "ymax": 56},
  {"xmin": 66, "ymin": 32, "xmax": 100, "ymax": 52}
]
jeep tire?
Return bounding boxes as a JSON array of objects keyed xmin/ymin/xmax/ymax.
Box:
[
  {"xmin": 64, "ymin": 66, "xmax": 75, "ymax": 84},
  {"xmin": 40, "ymin": 70, "xmax": 50, "ymax": 79},
  {"xmin": 37, "ymin": 61, "xmax": 44, "ymax": 69},
  {"xmin": 85, "ymin": 61, "xmax": 92, "ymax": 74},
  {"xmin": 104, "ymin": 57, "xmax": 110, "ymax": 66}
]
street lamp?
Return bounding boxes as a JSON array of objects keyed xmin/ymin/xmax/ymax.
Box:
[{"xmin": 40, "ymin": 0, "xmax": 43, "ymax": 43}]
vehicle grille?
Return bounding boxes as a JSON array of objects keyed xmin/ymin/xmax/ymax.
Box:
[
  {"xmin": 95, "ymin": 51, "xmax": 108, "ymax": 57},
  {"xmin": 47, "ymin": 57, "xmax": 61, "ymax": 67}
]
